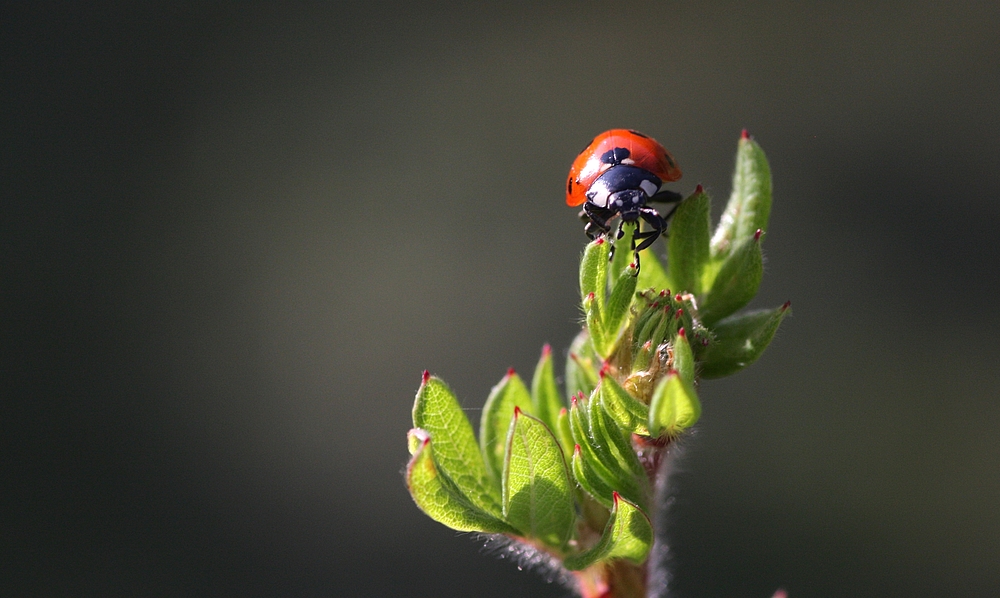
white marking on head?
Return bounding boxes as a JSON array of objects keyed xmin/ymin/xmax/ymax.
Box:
[
  {"xmin": 639, "ymin": 180, "xmax": 659, "ymax": 197},
  {"xmin": 588, "ymin": 189, "xmax": 609, "ymax": 208}
]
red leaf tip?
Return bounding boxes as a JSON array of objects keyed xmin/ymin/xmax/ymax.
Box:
[
  {"xmin": 675, "ymin": 308, "xmax": 684, "ymax": 318},
  {"xmin": 421, "ymin": 370, "xmax": 430, "ymax": 384},
  {"xmin": 678, "ymin": 327, "xmax": 686, "ymax": 338},
  {"xmin": 754, "ymin": 228, "xmax": 763, "ymax": 241},
  {"xmin": 513, "ymin": 406, "xmax": 522, "ymax": 417},
  {"xmin": 782, "ymin": 300, "xmax": 792, "ymax": 311},
  {"xmin": 541, "ymin": 343, "xmax": 551, "ymax": 356},
  {"xmin": 595, "ymin": 237, "xmax": 605, "ymax": 245},
  {"xmin": 599, "ymin": 362, "xmax": 610, "ymax": 378},
  {"xmin": 507, "ymin": 367, "xmax": 516, "ymax": 377},
  {"xmin": 741, "ymin": 128, "xmax": 750, "ymax": 139},
  {"xmin": 612, "ymin": 491, "xmax": 621, "ymax": 503},
  {"xmin": 559, "ymin": 407, "xmax": 568, "ymax": 416},
  {"xmin": 694, "ymin": 183, "xmax": 704, "ymax": 194},
  {"xmin": 574, "ymin": 444, "xmax": 582, "ymax": 455}
]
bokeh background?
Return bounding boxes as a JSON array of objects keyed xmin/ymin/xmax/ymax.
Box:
[{"xmin": 5, "ymin": 2, "xmax": 1000, "ymax": 596}]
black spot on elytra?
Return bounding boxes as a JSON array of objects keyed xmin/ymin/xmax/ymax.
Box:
[
  {"xmin": 567, "ymin": 179, "xmax": 573, "ymax": 194},
  {"xmin": 600, "ymin": 147, "xmax": 630, "ymax": 165}
]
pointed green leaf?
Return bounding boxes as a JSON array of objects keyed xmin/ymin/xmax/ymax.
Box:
[
  {"xmin": 531, "ymin": 344, "xmax": 564, "ymax": 433},
  {"xmin": 649, "ymin": 370, "xmax": 701, "ymax": 437},
  {"xmin": 502, "ymin": 409, "xmax": 576, "ymax": 548},
  {"xmin": 555, "ymin": 408, "xmax": 575, "ymax": 461},
  {"xmin": 599, "ymin": 373, "xmax": 650, "ymax": 436},
  {"xmin": 566, "ymin": 330, "xmax": 599, "ymax": 402},
  {"xmin": 700, "ymin": 231, "xmax": 764, "ymax": 326},
  {"xmin": 667, "ymin": 188, "xmax": 711, "ymax": 295},
  {"xmin": 406, "ymin": 430, "xmax": 520, "ymax": 534},
  {"xmin": 700, "ymin": 303, "xmax": 790, "ymax": 378},
  {"xmin": 711, "ymin": 133, "xmax": 772, "ymax": 259},
  {"xmin": 632, "ymin": 304, "xmax": 666, "ymax": 353},
  {"xmin": 588, "ymin": 394, "xmax": 646, "ymax": 481},
  {"xmin": 569, "ymin": 396, "xmax": 610, "ymax": 478},
  {"xmin": 580, "ymin": 237, "xmax": 609, "ymax": 310},
  {"xmin": 605, "ymin": 263, "xmax": 638, "ymax": 341},
  {"xmin": 571, "ymin": 444, "xmax": 616, "ymax": 510},
  {"xmin": 569, "ymin": 396, "xmax": 645, "ymax": 508},
  {"xmin": 648, "ymin": 303, "xmax": 672, "ymax": 350},
  {"xmin": 413, "ymin": 373, "xmax": 503, "ymax": 515},
  {"xmin": 564, "ymin": 493, "xmax": 653, "ymax": 570},
  {"xmin": 636, "ymin": 245, "xmax": 670, "ymax": 292},
  {"xmin": 481, "ymin": 370, "xmax": 534, "ymax": 481},
  {"xmin": 584, "ymin": 291, "xmax": 611, "ymax": 357},
  {"xmin": 672, "ymin": 330, "xmax": 695, "ymax": 385}
]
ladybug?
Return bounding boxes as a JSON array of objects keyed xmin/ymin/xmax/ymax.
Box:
[{"xmin": 567, "ymin": 129, "xmax": 683, "ymax": 267}]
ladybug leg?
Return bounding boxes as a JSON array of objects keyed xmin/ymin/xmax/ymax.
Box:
[
  {"xmin": 625, "ymin": 208, "xmax": 670, "ymax": 273},
  {"xmin": 647, "ymin": 189, "xmax": 684, "ymax": 204},
  {"xmin": 579, "ymin": 209, "xmax": 601, "ymax": 239},
  {"xmin": 582, "ymin": 203, "xmax": 614, "ymax": 236},
  {"xmin": 635, "ymin": 208, "xmax": 667, "ymax": 252}
]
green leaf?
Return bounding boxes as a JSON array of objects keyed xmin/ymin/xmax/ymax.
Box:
[
  {"xmin": 648, "ymin": 370, "xmax": 701, "ymax": 437},
  {"xmin": 588, "ymin": 394, "xmax": 646, "ymax": 481},
  {"xmin": 599, "ymin": 373, "xmax": 650, "ymax": 437},
  {"xmin": 569, "ymin": 396, "xmax": 611, "ymax": 480},
  {"xmin": 531, "ymin": 344, "xmax": 564, "ymax": 433},
  {"xmin": 583, "ymin": 291, "xmax": 611, "ymax": 358},
  {"xmin": 502, "ymin": 409, "xmax": 576, "ymax": 548},
  {"xmin": 667, "ymin": 188, "xmax": 711, "ymax": 295},
  {"xmin": 481, "ymin": 369, "xmax": 535, "ymax": 481},
  {"xmin": 605, "ymin": 263, "xmax": 638, "ymax": 342},
  {"xmin": 555, "ymin": 408, "xmax": 574, "ymax": 461},
  {"xmin": 569, "ymin": 396, "xmax": 646, "ymax": 508},
  {"xmin": 700, "ymin": 303, "xmax": 791, "ymax": 379},
  {"xmin": 563, "ymin": 493, "xmax": 653, "ymax": 570},
  {"xmin": 413, "ymin": 373, "xmax": 503, "ymax": 516},
  {"xmin": 566, "ymin": 330, "xmax": 599, "ymax": 402},
  {"xmin": 571, "ymin": 444, "xmax": 616, "ymax": 510},
  {"xmin": 580, "ymin": 237, "xmax": 609, "ymax": 310},
  {"xmin": 631, "ymin": 303, "xmax": 666, "ymax": 353},
  {"xmin": 672, "ymin": 330, "xmax": 695, "ymax": 385},
  {"xmin": 711, "ymin": 133, "xmax": 772, "ymax": 259},
  {"xmin": 700, "ymin": 231, "xmax": 764, "ymax": 326},
  {"xmin": 406, "ymin": 430, "xmax": 519, "ymax": 534},
  {"xmin": 636, "ymin": 245, "xmax": 670, "ymax": 292}
]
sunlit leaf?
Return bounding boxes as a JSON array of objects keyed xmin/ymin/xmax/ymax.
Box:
[
  {"xmin": 563, "ymin": 493, "xmax": 652, "ymax": 570},
  {"xmin": 502, "ymin": 409, "xmax": 576, "ymax": 548}
]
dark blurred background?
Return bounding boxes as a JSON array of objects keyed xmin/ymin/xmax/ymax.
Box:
[{"xmin": 4, "ymin": 1, "xmax": 999, "ymax": 596}]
